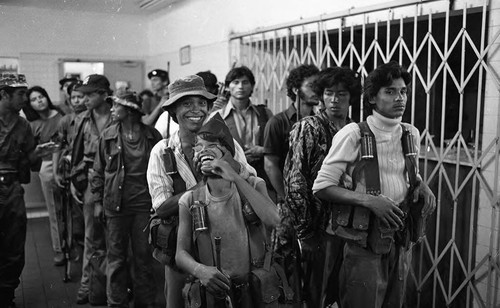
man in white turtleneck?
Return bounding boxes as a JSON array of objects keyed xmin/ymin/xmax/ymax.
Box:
[{"xmin": 312, "ymin": 61, "xmax": 435, "ymax": 308}]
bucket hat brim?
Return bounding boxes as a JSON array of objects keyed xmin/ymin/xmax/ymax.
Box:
[{"xmin": 162, "ymin": 90, "xmax": 216, "ymax": 110}]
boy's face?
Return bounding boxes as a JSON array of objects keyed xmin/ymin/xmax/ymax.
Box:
[
  {"xmin": 194, "ymin": 136, "xmax": 226, "ymax": 175},
  {"xmin": 84, "ymin": 91, "xmax": 106, "ymax": 110},
  {"xmin": 323, "ymin": 82, "xmax": 350, "ymax": 120},
  {"xmin": 370, "ymin": 77, "xmax": 407, "ymax": 119},
  {"xmin": 228, "ymin": 76, "xmax": 253, "ymax": 100}
]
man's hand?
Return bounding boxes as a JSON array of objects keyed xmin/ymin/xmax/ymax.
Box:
[
  {"xmin": 54, "ymin": 173, "xmax": 67, "ymax": 188},
  {"xmin": 370, "ymin": 194, "xmax": 405, "ymax": 229},
  {"xmin": 34, "ymin": 142, "xmax": 59, "ymax": 157},
  {"xmin": 203, "ymin": 159, "xmax": 239, "ymax": 182},
  {"xmin": 94, "ymin": 202, "xmax": 105, "ymax": 224},
  {"xmin": 299, "ymin": 236, "xmax": 322, "ymax": 261},
  {"xmin": 244, "ymin": 145, "xmax": 264, "ymax": 163},
  {"xmin": 218, "ymin": 145, "xmax": 240, "ymax": 173},
  {"xmin": 212, "ymin": 96, "xmax": 228, "ymax": 112},
  {"xmin": 70, "ymin": 183, "xmax": 84, "ymax": 205},
  {"xmin": 412, "ymin": 181, "xmax": 436, "ymax": 217},
  {"xmin": 193, "ymin": 264, "xmax": 230, "ymax": 295}
]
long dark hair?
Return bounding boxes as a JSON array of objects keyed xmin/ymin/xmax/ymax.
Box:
[{"xmin": 24, "ymin": 86, "xmax": 57, "ymax": 121}]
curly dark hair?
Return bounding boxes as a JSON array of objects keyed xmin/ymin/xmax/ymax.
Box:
[
  {"xmin": 363, "ymin": 61, "xmax": 411, "ymax": 114},
  {"xmin": 314, "ymin": 67, "xmax": 361, "ymax": 106},
  {"xmin": 224, "ymin": 66, "xmax": 255, "ymax": 87},
  {"xmin": 286, "ymin": 64, "xmax": 320, "ymax": 101}
]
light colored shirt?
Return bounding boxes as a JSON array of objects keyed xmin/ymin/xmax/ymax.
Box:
[
  {"xmin": 179, "ymin": 177, "xmax": 264, "ymax": 277},
  {"xmin": 312, "ymin": 111, "xmax": 420, "ymax": 204},
  {"xmin": 147, "ymin": 130, "xmax": 257, "ymax": 210},
  {"xmin": 212, "ymin": 100, "xmax": 269, "ymax": 149},
  {"xmin": 154, "ymin": 111, "xmax": 179, "ymax": 139}
]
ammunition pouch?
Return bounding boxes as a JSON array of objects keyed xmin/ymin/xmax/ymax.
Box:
[
  {"xmin": 249, "ymin": 261, "xmax": 295, "ymax": 307},
  {"xmin": 149, "ymin": 215, "xmax": 179, "ymax": 267},
  {"xmin": 334, "ymin": 204, "xmax": 404, "ymax": 254},
  {"xmin": 333, "ymin": 204, "xmax": 370, "ymax": 248}
]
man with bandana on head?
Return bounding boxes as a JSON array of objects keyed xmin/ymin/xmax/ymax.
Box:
[{"xmin": 0, "ymin": 73, "xmax": 47, "ymax": 307}]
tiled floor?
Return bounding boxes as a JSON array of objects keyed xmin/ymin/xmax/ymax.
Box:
[{"xmin": 13, "ymin": 215, "xmax": 166, "ymax": 308}]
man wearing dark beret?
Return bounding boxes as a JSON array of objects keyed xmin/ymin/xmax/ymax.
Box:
[{"xmin": 142, "ymin": 69, "xmax": 170, "ymax": 127}]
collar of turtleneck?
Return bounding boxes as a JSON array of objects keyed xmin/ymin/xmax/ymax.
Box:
[{"xmin": 370, "ymin": 110, "xmax": 402, "ymax": 132}]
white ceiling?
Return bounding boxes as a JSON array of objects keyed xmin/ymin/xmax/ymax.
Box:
[{"xmin": 0, "ymin": 0, "xmax": 178, "ymax": 15}]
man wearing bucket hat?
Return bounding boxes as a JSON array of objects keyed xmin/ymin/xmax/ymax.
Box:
[
  {"xmin": 91, "ymin": 91, "xmax": 162, "ymax": 307},
  {"xmin": 154, "ymin": 70, "xmax": 219, "ymax": 139},
  {"xmin": 147, "ymin": 75, "xmax": 257, "ymax": 307},
  {"xmin": 0, "ymin": 73, "xmax": 45, "ymax": 307},
  {"xmin": 71, "ymin": 74, "xmax": 114, "ymax": 304}
]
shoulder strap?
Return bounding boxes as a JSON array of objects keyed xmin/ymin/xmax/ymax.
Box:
[
  {"xmin": 70, "ymin": 116, "xmax": 88, "ymax": 168},
  {"xmin": 354, "ymin": 122, "xmax": 381, "ymax": 195},
  {"xmin": 255, "ymin": 105, "xmax": 270, "ymax": 146},
  {"xmin": 255, "ymin": 105, "xmax": 269, "ymax": 124},
  {"xmin": 191, "ymin": 186, "xmax": 215, "ymax": 267},
  {"xmin": 401, "ymin": 124, "xmax": 419, "ymax": 189},
  {"xmin": 162, "ymin": 142, "xmax": 186, "ymax": 195}
]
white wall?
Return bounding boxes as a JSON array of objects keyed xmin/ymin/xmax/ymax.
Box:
[
  {"xmin": 0, "ymin": 5, "xmax": 149, "ymax": 100},
  {"xmin": 146, "ymin": 0, "xmax": 378, "ymax": 83},
  {"xmin": 146, "ymin": 0, "xmax": 488, "ymax": 84}
]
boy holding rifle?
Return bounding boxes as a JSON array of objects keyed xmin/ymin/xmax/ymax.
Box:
[{"xmin": 175, "ymin": 114, "xmax": 281, "ymax": 308}]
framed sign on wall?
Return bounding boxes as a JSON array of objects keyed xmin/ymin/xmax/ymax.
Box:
[{"xmin": 180, "ymin": 45, "xmax": 191, "ymax": 65}]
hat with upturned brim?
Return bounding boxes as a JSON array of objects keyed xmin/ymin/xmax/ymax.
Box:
[
  {"xmin": 0, "ymin": 73, "xmax": 29, "ymax": 89},
  {"xmin": 110, "ymin": 92, "xmax": 145, "ymax": 115},
  {"xmin": 162, "ymin": 75, "xmax": 216, "ymax": 110}
]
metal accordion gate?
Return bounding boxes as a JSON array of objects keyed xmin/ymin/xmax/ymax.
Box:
[{"xmin": 229, "ymin": 0, "xmax": 500, "ymax": 307}]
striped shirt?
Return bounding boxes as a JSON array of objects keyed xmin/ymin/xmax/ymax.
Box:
[{"xmin": 147, "ymin": 130, "xmax": 257, "ymax": 210}]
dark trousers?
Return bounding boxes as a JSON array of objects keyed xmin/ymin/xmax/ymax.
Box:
[
  {"xmin": 79, "ymin": 172, "xmax": 106, "ymax": 293},
  {"xmin": 340, "ymin": 242, "xmax": 411, "ymax": 308},
  {"xmin": 0, "ymin": 183, "xmax": 26, "ymax": 305},
  {"xmin": 321, "ymin": 233, "xmax": 345, "ymax": 307},
  {"xmin": 106, "ymin": 213, "xmax": 156, "ymax": 307}
]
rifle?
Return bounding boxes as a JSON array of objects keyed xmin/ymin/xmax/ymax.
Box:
[{"xmin": 59, "ymin": 156, "xmax": 73, "ymax": 282}]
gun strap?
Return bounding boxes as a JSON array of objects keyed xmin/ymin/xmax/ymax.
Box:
[
  {"xmin": 402, "ymin": 125, "xmax": 419, "ymax": 189},
  {"xmin": 162, "ymin": 143, "xmax": 186, "ymax": 195},
  {"xmin": 356, "ymin": 122, "xmax": 419, "ymax": 192}
]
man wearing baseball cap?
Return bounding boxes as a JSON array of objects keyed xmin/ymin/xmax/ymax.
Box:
[
  {"xmin": 147, "ymin": 75, "xmax": 257, "ymax": 307},
  {"xmin": 0, "ymin": 73, "xmax": 44, "ymax": 307},
  {"xmin": 142, "ymin": 69, "xmax": 170, "ymax": 126},
  {"xmin": 71, "ymin": 74, "xmax": 113, "ymax": 304}
]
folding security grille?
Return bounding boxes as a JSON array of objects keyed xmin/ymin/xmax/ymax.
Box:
[{"xmin": 229, "ymin": 0, "xmax": 500, "ymax": 307}]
